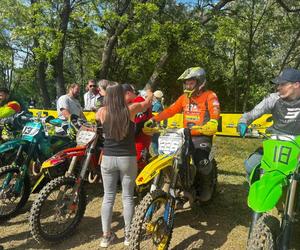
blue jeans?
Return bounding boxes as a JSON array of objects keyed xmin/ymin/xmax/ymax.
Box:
[{"xmin": 101, "ymin": 155, "xmax": 137, "ymax": 235}]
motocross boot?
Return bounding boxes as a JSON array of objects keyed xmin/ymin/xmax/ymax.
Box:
[{"xmin": 198, "ymin": 160, "xmax": 214, "ymax": 202}]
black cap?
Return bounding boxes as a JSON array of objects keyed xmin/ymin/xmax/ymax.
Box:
[
  {"xmin": 0, "ymin": 87, "xmax": 9, "ymax": 94},
  {"xmin": 271, "ymin": 68, "xmax": 300, "ymax": 84}
]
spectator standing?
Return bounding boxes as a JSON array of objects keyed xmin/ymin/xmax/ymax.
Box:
[
  {"xmin": 96, "ymin": 79, "xmax": 113, "ymax": 109},
  {"xmin": 122, "ymin": 84, "xmax": 153, "ymax": 170},
  {"xmin": 152, "ymin": 90, "xmax": 164, "ymax": 113},
  {"xmin": 95, "ymin": 82, "xmax": 153, "ymax": 248},
  {"xmin": 151, "ymin": 90, "xmax": 164, "ymax": 155},
  {"xmin": 57, "ymin": 83, "xmax": 86, "ymax": 120},
  {"xmin": 28, "ymin": 98, "xmax": 36, "ymax": 109},
  {"xmin": 84, "ymin": 79, "xmax": 101, "ymax": 111}
]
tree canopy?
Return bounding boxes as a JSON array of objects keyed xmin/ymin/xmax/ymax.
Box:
[{"xmin": 1, "ymin": 0, "xmax": 300, "ymax": 111}]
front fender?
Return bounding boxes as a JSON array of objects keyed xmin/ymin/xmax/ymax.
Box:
[
  {"xmin": 0, "ymin": 139, "xmax": 27, "ymax": 153},
  {"xmin": 136, "ymin": 154, "xmax": 173, "ymax": 186},
  {"xmin": 248, "ymin": 171, "xmax": 287, "ymax": 213}
]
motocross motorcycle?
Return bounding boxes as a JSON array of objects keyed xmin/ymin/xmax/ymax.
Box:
[
  {"xmin": 0, "ymin": 113, "xmax": 30, "ymax": 166},
  {"xmin": 29, "ymin": 115, "xmax": 101, "ymax": 191},
  {"xmin": 29, "ymin": 121, "xmax": 103, "ymax": 243},
  {"xmin": 129, "ymin": 125, "xmax": 218, "ymax": 250},
  {"xmin": 0, "ymin": 112, "xmax": 76, "ymax": 220},
  {"xmin": 246, "ymin": 133, "xmax": 300, "ymax": 250}
]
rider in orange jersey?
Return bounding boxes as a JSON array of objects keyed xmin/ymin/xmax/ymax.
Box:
[{"xmin": 145, "ymin": 67, "xmax": 220, "ymax": 202}]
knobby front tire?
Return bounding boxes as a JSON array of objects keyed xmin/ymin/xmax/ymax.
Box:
[
  {"xmin": 29, "ymin": 176, "xmax": 86, "ymax": 244},
  {"xmin": 130, "ymin": 189, "xmax": 175, "ymax": 250},
  {"xmin": 247, "ymin": 214, "xmax": 279, "ymax": 250},
  {"xmin": 0, "ymin": 164, "xmax": 30, "ymax": 221}
]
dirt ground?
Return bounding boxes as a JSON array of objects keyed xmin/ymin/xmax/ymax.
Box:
[{"xmin": 1, "ymin": 137, "xmax": 299, "ymax": 250}]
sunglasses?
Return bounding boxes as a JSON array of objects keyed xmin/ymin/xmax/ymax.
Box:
[{"xmin": 89, "ymin": 85, "xmax": 97, "ymax": 88}]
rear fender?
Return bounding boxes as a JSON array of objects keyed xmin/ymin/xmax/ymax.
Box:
[
  {"xmin": 248, "ymin": 171, "xmax": 287, "ymax": 213},
  {"xmin": 0, "ymin": 139, "xmax": 27, "ymax": 153},
  {"xmin": 41, "ymin": 145, "xmax": 86, "ymax": 169},
  {"xmin": 136, "ymin": 154, "xmax": 173, "ymax": 186}
]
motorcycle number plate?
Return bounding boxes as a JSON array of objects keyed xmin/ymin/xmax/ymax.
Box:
[
  {"xmin": 22, "ymin": 126, "xmax": 39, "ymax": 136},
  {"xmin": 158, "ymin": 133, "xmax": 184, "ymax": 155},
  {"xmin": 76, "ymin": 130, "xmax": 96, "ymax": 145}
]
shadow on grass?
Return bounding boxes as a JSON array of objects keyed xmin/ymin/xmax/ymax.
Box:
[
  {"xmin": 172, "ymin": 182, "xmax": 251, "ymax": 249},
  {"xmin": 218, "ymin": 169, "xmax": 246, "ymax": 178},
  {"xmin": 1, "ymin": 211, "xmax": 124, "ymax": 250}
]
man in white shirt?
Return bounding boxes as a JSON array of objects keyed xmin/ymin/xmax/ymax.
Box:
[
  {"xmin": 57, "ymin": 83, "xmax": 86, "ymax": 120},
  {"xmin": 84, "ymin": 79, "xmax": 101, "ymax": 111}
]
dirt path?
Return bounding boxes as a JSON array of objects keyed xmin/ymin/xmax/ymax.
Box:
[{"xmin": 1, "ymin": 137, "xmax": 299, "ymax": 249}]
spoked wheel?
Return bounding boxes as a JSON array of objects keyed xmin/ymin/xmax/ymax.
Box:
[
  {"xmin": 29, "ymin": 176, "xmax": 86, "ymax": 243},
  {"xmin": 130, "ymin": 190, "xmax": 175, "ymax": 250},
  {"xmin": 0, "ymin": 165, "xmax": 30, "ymax": 220}
]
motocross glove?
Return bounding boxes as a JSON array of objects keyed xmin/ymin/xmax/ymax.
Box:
[
  {"xmin": 237, "ymin": 123, "xmax": 247, "ymax": 137},
  {"xmin": 142, "ymin": 119, "xmax": 158, "ymax": 135},
  {"xmin": 193, "ymin": 119, "xmax": 219, "ymax": 136},
  {"xmin": 144, "ymin": 119, "xmax": 155, "ymax": 128}
]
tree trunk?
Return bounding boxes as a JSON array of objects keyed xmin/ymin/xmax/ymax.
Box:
[
  {"xmin": 53, "ymin": 51, "xmax": 66, "ymax": 97},
  {"xmin": 280, "ymin": 29, "xmax": 300, "ymax": 71},
  {"xmin": 98, "ymin": 34, "xmax": 118, "ymax": 79},
  {"xmin": 148, "ymin": 50, "xmax": 169, "ymax": 89},
  {"xmin": 97, "ymin": 0, "xmax": 148, "ymax": 79},
  {"xmin": 36, "ymin": 60, "xmax": 51, "ymax": 108},
  {"xmin": 31, "ymin": 0, "xmax": 51, "ymax": 107},
  {"xmin": 76, "ymin": 37, "xmax": 84, "ymax": 85},
  {"xmin": 53, "ymin": 0, "xmax": 72, "ymax": 97}
]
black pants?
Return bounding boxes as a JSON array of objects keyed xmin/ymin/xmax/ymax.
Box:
[{"xmin": 192, "ymin": 135, "xmax": 212, "ymax": 170}]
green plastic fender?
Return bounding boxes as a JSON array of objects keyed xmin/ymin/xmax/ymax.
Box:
[
  {"xmin": 248, "ymin": 171, "xmax": 287, "ymax": 213},
  {"xmin": 0, "ymin": 139, "xmax": 27, "ymax": 153}
]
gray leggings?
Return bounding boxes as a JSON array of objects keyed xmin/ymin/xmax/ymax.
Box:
[{"xmin": 100, "ymin": 155, "xmax": 137, "ymax": 235}]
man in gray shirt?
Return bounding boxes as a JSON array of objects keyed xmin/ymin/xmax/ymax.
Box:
[
  {"xmin": 57, "ymin": 83, "xmax": 86, "ymax": 120},
  {"xmin": 238, "ymin": 68, "xmax": 300, "ymax": 177}
]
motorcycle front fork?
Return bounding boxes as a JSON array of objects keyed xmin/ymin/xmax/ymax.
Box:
[
  {"xmin": 248, "ymin": 212, "xmax": 261, "ymax": 238},
  {"xmin": 6, "ymin": 145, "xmax": 28, "ymax": 194},
  {"xmin": 278, "ymin": 174, "xmax": 298, "ymax": 250}
]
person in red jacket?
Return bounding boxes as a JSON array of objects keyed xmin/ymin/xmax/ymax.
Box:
[
  {"xmin": 123, "ymin": 84, "xmax": 152, "ymax": 170},
  {"xmin": 145, "ymin": 67, "xmax": 220, "ymax": 202}
]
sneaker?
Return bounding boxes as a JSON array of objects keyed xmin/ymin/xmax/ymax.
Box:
[
  {"xmin": 124, "ymin": 235, "xmax": 130, "ymax": 246},
  {"xmin": 100, "ymin": 232, "xmax": 116, "ymax": 248}
]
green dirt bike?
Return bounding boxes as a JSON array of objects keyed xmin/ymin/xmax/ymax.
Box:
[
  {"xmin": 246, "ymin": 133, "xmax": 300, "ymax": 250},
  {"xmin": 0, "ymin": 113, "xmax": 76, "ymax": 220},
  {"xmin": 129, "ymin": 125, "xmax": 218, "ymax": 250},
  {"xmin": 0, "ymin": 113, "xmax": 28, "ymax": 166}
]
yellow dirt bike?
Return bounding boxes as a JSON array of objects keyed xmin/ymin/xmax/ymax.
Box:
[{"xmin": 129, "ymin": 124, "xmax": 218, "ymax": 250}]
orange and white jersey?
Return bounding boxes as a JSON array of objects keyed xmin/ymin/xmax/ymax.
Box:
[{"xmin": 153, "ymin": 90, "xmax": 220, "ymax": 135}]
